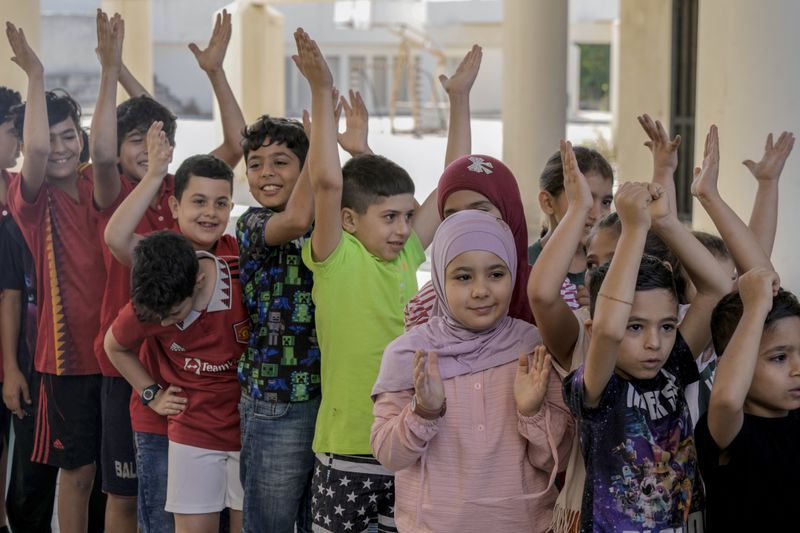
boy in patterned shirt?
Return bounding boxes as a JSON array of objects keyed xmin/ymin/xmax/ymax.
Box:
[{"xmin": 236, "ymin": 115, "xmax": 320, "ymax": 532}]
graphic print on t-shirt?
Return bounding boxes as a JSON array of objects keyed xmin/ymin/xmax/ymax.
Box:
[{"xmin": 565, "ymin": 334, "xmax": 704, "ymax": 533}]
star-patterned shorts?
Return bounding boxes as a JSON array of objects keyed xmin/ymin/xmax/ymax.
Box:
[{"xmin": 311, "ymin": 453, "xmax": 397, "ymax": 533}]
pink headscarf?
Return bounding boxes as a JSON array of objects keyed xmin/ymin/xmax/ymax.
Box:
[
  {"xmin": 373, "ymin": 210, "xmax": 541, "ymax": 396},
  {"xmin": 437, "ymin": 154, "xmax": 533, "ymax": 323}
]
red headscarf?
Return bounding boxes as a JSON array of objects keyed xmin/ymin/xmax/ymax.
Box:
[{"xmin": 436, "ymin": 154, "xmax": 533, "ymax": 324}]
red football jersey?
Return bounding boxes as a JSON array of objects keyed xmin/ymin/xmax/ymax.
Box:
[
  {"xmin": 94, "ymin": 175, "xmax": 177, "ymax": 377},
  {"xmin": 7, "ymin": 166, "xmax": 104, "ymax": 375},
  {"xmin": 112, "ymin": 248, "xmax": 247, "ymax": 451},
  {"xmin": 127, "ymin": 233, "xmax": 238, "ymax": 435}
]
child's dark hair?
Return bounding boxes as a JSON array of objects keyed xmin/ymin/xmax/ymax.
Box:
[
  {"xmin": 116, "ymin": 95, "xmax": 177, "ymax": 154},
  {"xmin": 341, "ymin": 154, "xmax": 414, "ymax": 213},
  {"xmin": 12, "ymin": 89, "xmax": 83, "ymax": 139},
  {"xmin": 588, "ymin": 254, "xmax": 678, "ymax": 318},
  {"xmin": 174, "ymin": 154, "xmax": 234, "ymax": 200},
  {"xmin": 241, "ymin": 115, "xmax": 308, "ymax": 165},
  {"xmin": 712, "ymin": 288, "xmax": 800, "ymax": 356},
  {"xmin": 692, "ymin": 230, "xmax": 730, "ymax": 260},
  {"xmin": 0, "ymin": 87, "xmax": 22, "ymax": 123},
  {"xmin": 586, "ymin": 212, "xmax": 688, "ymax": 303},
  {"xmin": 586, "ymin": 211, "xmax": 621, "ymax": 249},
  {"xmin": 130, "ymin": 231, "xmax": 198, "ymax": 322},
  {"xmin": 539, "ymin": 146, "xmax": 613, "ymax": 197}
]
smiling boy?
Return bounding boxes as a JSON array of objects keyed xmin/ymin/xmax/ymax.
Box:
[{"xmin": 293, "ymin": 29, "xmax": 440, "ymax": 532}]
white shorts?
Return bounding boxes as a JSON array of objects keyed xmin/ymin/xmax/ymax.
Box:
[{"xmin": 165, "ymin": 441, "xmax": 244, "ymax": 514}]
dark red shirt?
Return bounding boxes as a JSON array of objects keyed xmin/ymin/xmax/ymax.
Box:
[
  {"xmin": 7, "ymin": 166, "xmax": 104, "ymax": 375},
  {"xmin": 112, "ymin": 243, "xmax": 246, "ymax": 451},
  {"xmin": 94, "ymin": 175, "xmax": 177, "ymax": 377}
]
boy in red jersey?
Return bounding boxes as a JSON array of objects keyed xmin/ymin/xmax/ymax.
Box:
[
  {"xmin": 105, "ymin": 230, "xmax": 247, "ymax": 533},
  {"xmin": 5, "ymin": 23, "xmax": 107, "ymax": 533},
  {"xmin": 105, "ymin": 120, "xmax": 240, "ymax": 532},
  {"xmin": 88, "ymin": 11, "xmax": 244, "ymax": 532}
]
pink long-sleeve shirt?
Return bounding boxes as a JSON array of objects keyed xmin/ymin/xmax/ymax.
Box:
[{"xmin": 371, "ymin": 361, "xmax": 574, "ymax": 533}]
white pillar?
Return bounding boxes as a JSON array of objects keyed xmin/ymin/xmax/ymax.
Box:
[
  {"xmin": 0, "ymin": 0, "xmax": 41, "ymax": 95},
  {"xmin": 222, "ymin": 0, "xmax": 284, "ymax": 125},
  {"xmin": 614, "ymin": 0, "xmax": 672, "ymax": 183},
  {"xmin": 502, "ymin": 0, "xmax": 567, "ymax": 243},
  {"xmin": 693, "ymin": 0, "xmax": 800, "ymax": 291},
  {"xmin": 102, "ymin": 0, "xmax": 154, "ymax": 100}
]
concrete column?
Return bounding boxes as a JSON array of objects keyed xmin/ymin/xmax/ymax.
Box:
[
  {"xmin": 502, "ymin": 0, "xmax": 567, "ymax": 243},
  {"xmin": 102, "ymin": 0, "xmax": 154, "ymax": 100},
  {"xmin": 0, "ymin": 0, "xmax": 41, "ymax": 95},
  {"xmin": 614, "ymin": 0, "xmax": 672, "ymax": 182},
  {"xmin": 222, "ymin": 0, "xmax": 284, "ymax": 125},
  {"xmin": 693, "ymin": 0, "xmax": 800, "ymax": 291}
]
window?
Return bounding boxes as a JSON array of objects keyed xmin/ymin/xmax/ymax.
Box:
[{"xmin": 577, "ymin": 43, "xmax": 611, "ymax": 111}]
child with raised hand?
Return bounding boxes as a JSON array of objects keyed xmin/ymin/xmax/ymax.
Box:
[
  {"xmin": 104, "ymin": 230, "xmax": 247, "ymax": 533},
  {"xmin": 91, "ymin": 11, "xmax": 245, "ymax": 529},
  {"xmin": 5, "ymin": 22, "xmax": 107, "ymax": 533},
  {"xmin": 696, "ymin": 267, "xmax": 800, "ymax": 532},
  {"xmin": 563, "ymin": 180, "xmax": 729, "ymax": 532},
  {"xmin": 403, "ymin": 45, "xmax": 542, "ymax": 329},
  {"xmin": 530, "ymin": 144, "xmax": 614, "ymax": 308},
  {"xmin": 372, "ymin": 210, "xmax": 573, "ymax": 533},
  {"xmin": 294, "ymin": 27, "xmax": 439, "ymax": 532}
]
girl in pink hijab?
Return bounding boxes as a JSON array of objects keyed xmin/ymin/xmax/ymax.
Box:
[
  {"xmin": 404, "ymin": 154, "xmax": 534, "ymax": 329},
  {"xmin": 371, "ymin": 210, "xmax": 574, "ymax": 532}
]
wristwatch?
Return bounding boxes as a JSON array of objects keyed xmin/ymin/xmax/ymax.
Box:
[
  {"xmin": 411, "ymin": 394, "xmax": 446, "ymax": 420},
  {"xmin": 141, "ymin": 384, "xmax": 163, "ymax": 406}
]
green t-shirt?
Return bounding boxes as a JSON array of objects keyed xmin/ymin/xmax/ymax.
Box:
[{"xmin": 302, "ymin": 231, "xmax": 426, "ymax": 454}]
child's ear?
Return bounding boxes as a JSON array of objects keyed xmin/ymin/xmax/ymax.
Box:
[
  {"xmin": 195, "ymin": 271, "xmax": 207, "ymax": 288},
  {"xmin": 168, "ymin": 195, "xmax": 179, "ymax": 219},
  {"xmin": 341, "ymin": 208, "xmax": 358, "ymax": 234},
  {"xmin": 538, "ymin": 191, "xmax": 555, "ymax": 215},
  {"xmin": 584, "ymin": 318, "xmax": 593, "ymax": 338}
]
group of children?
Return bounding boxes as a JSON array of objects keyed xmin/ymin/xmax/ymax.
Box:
[{"xmin": 0, "ymin": 8, "xmax": 798, "ymax": 533}]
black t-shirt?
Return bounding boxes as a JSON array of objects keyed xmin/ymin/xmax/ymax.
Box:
[
  {"xmin": 696, "ymin": 410, "xmax": 800, "ymax": 532},
  {"xmin": 0, "ymin": 214, "xmax": 37, "ymax": 380}
]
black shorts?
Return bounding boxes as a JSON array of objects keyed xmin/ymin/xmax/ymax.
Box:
[
  {"xmin": 101, "ymin": 376, "xmax": 137, "ymax": 497},
  {"xmin": 32, "ymin": 373, "xmax": 102, "ymax": 469}
]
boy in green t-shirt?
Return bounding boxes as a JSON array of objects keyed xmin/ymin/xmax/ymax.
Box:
[{"xmin": 294, "ymin": 29, "xmax": 439, "ymax": 532}]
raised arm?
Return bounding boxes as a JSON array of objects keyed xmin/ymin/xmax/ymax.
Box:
[
  {"xmin": 190, "ymin": 9, "xmax": 245, "ymax": 169},
  {"xmin": 742, "ymin": 131, "xmax": 795, "ymax": 257},
  {"xmin": 104, "ymin": 121, "xmax": 172, "ymax": 265},
  {"xmin": 440, "ymin": 44, "xmax": 482, "ymax": 167},
  {"xmin": 527, "ymin": 140, "xmax": 589, "ymax": 369},
  {"xmin": 692, "ymin": 125, "xmax": 773, "ymax": 274},
  {"xmin": 6, "ymin": 23, "xmax": 48, "ymax": 201},
  {"xmin": 256, "ymin": 109, "xmax": 316, "ymax": 246},
  {"xmin": 646, "ymin": 122, "xmax": 732, "ymax": 356},
  {"xmin": 707, "ymin": 267, "xmax": 779, "ymax": 449},
  {"xmin": 293, "ymin": 28, "xmax": 342, "ymax": 262},
  {"xmin": 583, "ymin": 182, "xmax": 652, "ymax": 407},
  {"xmin": 118, "ymin": 62, "xmax": 151, "ymax": 98},
  {"xmin": 91, "ymin": 10, "xmax": 124, "ymax": 209}
]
